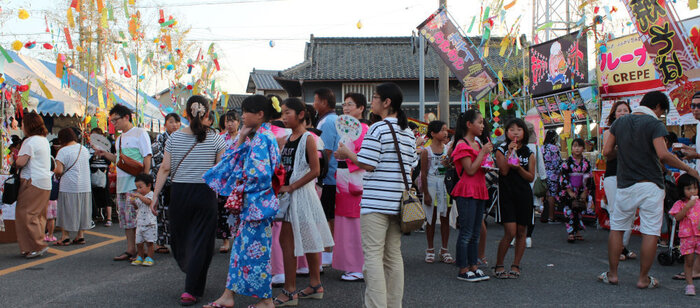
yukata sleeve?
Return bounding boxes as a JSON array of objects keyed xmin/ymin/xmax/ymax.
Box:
[
  {"xmin": 559, "ymin": 159, "xmax": 571, "ymax": 190},
  {"xmin": 203, "ymin": 138, "xmax": 250, "ymax": 196}
]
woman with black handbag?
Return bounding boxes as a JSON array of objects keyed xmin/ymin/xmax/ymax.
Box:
[{"xmin": 14, "ymin": 113, "xmax": 52, "ymax": 259}]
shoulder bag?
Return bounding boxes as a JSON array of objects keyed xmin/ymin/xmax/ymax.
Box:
[
  {"xmin": 384, "ymin": 120, "xmax": 426, "ymax": 233},
  {"xmin": 117, "ymin": 137, "xmax": 144, "ymax": 176},
  {"xmin": 2, "ymin": 171, "xmax": 21, "ymax": 204}
]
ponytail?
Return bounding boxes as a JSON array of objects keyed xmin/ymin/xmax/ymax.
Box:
[
  {"xmin": 397, "ymin": 109, "xmax": 408, "ymax": 130},
  {"xmin": 375, "ymin": 82, "xmax": 406, "ymax": 129},
  {"xmin": 186, "ymin": 95, "xmax": 211, "ymax": 143}
]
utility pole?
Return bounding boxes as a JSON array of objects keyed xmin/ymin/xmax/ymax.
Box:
[
  {"xmin": 438, "ymin": 0, "xmax": 450, "ymax": 125},
  {"xmin": 419, "ymin": 34, "xmax": 425, "ymax": 121}
]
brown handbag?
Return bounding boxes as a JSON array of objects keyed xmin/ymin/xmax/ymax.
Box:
[{"xmin": 116, "ymin": 137, "xmax": 144, "ymax": 176}]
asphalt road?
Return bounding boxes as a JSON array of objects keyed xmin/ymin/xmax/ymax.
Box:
[{"xmin": 1, "ymin": 217, "xmax": 699, "ymax": 307}]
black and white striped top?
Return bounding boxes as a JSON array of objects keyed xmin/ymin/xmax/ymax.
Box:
[
  {"xmin": 357, "ymin": 118, "xmax": 417, "ymax": 215},
  {"xmin": 165, "ymin": 130, "xmax": 227, "ymax": 184}
]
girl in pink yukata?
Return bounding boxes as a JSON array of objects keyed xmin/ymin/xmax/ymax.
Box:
[{"xmin": 670, "ymin": 174, "xmax": 700, "ymax": 296}]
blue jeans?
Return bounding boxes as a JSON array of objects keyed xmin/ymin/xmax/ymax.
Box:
[{"xmin": 455, "ymin": 197, "xmax": 485, "ymax": 269}]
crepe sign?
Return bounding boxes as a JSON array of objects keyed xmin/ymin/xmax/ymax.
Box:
[
  {"xmin": 597, "ymin": 34, "xmax": 665, "ymax": 99},
  {"xmin": 529, "ymin": 31, "xmax": 588, "ymax": 97},
  {"xmin": 90, "ymin": 133, "xmax": 111, "ymax": 152},
  {"xmin": 534, "ymin": 89, "xmax": 589, "ymax": 128},
  {"xmin": 623, "ymin": 0, "xmax": 699, "ymax": 89},
  {"xmin": 417, "ymin": 8, "xmax": 497, "ymax": 100},
  {"xmin": 335, "ymin": 114, "xmax": 362, "ymax": 144}
]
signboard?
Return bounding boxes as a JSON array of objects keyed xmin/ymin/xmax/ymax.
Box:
[
  {"xmin": 529, "ymin": 31, "xmax": 588, "ymax": 97},
  {"xmin": 417, "ymin": 8, "xmax": 497, "ymax": 100},
  {"xmin": 597, "ymin": 34, "xmax": 666, "ymax": 98},
  {"xmin": 623, "ymin": 0, "xmax": 699, "ymax": 102},
  {"xmin": 534, "ymin": 89, "xmax": 590, "ymax": 128},
  {"xmin": 600, "ymin": 95, "xmax": 696, "ymax": 127}
]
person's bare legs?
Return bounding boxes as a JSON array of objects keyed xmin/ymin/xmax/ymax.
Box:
[
  {"xmin": 146, "ymin": 242, "xmax": 155, "ymax": 259},
  {"xmin": 106, "ymin": 206, "xmax": 113, "ymax": 222},
  {"xmin": 302, "ymin": 252, "xmax": 324, "ymax": 294},
  {"xmin": 684, "ymin": 254, "xmax": 696, "ymax": 286},
  {"xmin": 425, "ymin": 207, "xmax": 438, "ymax": 250},
  {"xmin": 125, "ymin": 228, "xmax": 136, "ymax": 255},
  {"xmin": 439, "ymin": 215, "xmax": 450, "ymax": 250},
  {"xmin": 46, "ymin": 219, "xmax": 55, "ymax": 238},
  {"xmin": 606, "ymin": 230, "xmax": 624, "ymax": 283},
  {"xmin": 76, "ymin": 230, "xmax": 85, "ymax": 240},
  {"xmin": 636, "ymin": 234, "xmax": 659, "ymax": 288},
  {"xmin": 136, "ymin": 242, "xmax": 145, "ymax": 259},
  {"xmin": 278, "ymin": 222, "xmax": 298, "ymax": 302},
  {"xmin": 496, "ymin": 223, "xmax": 517, "ymax": 268},
  {"xmin": 547, "ymin": 195, "xmax": 556, "ymax": 221},
  {"xmin": 694, "ymin": 257, "xmax": 700, "ymax": 277},
  {"xmin": 512, "ymin": 224, "xmax": 527, "ymax": 270}
]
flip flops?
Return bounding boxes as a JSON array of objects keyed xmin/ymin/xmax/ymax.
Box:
[
  {"xmin": 597, "ymin": 272, "xmax": 619, "ymax": 285},
  {"xmin": 54, "ymin": 238, "xmax": 71, "ymax": 246},
  {"xmin": 113, "ymin": 252, "xmax": 134, "ymax": 261},
  {"xmin": 179, "ymin": 292, "xmax": 197, "ymax": 306},
  {"xmin": 638, "ymin": 276, "xmax": 659, "ymax": 289},
  {"xmin": 673, "ymin": 272, "xmax": 700, "ymax": 280},
  {"xmin": 72, "ymin": 238, "xmax": 86, "ymax": 245}
]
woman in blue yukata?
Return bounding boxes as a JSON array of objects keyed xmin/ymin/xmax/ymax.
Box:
[{"xmin": 203, "ymin": 95, "xmax": 282, "ymax": 308}]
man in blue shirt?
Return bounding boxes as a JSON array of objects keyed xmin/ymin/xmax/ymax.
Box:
[{"xmin": 314, "ymin": 88, "xmax": 339, "ymax": 266}]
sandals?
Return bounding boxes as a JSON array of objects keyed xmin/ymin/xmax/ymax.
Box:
[
  {"xmin": 219, "ymin": 246, "xmax": 230, "ymax": 254},
  {"xmin": 179, "ymin": 292, "xmax": 197, "ymax": 306},
  {"xmin": 425, "ymin": 248, "xmax": 435, "ymax": 263},
  {"xmin": 575, "ymin": 235, "xmax": 584, "ymax": 241},
  {"xmin": 567, "ymin": 234, "xmax": 576, "ymax": 243},
  {"xmin": 477, "ymin": 257, "xmax": 488, "ymax": 267},
  {"xmin": 203, "ymin": 302, "xmax": 234, "ymax": 308},
  {"xmin": 638, "ymin": 276, "xmax": 659, "ymax": 289},
  {"xmin": 673, "ymin": 272, "xmax": 700, "ymax": 280},
  {"xmin": 439, "ymin": 248, "xmax": 455, "ymax": 264},
  {"xmin": 273, "ymin": 288, "xmax": 298, "ymax": 307},
  {"xmin": 508, "ymin": 265, "xmax": 521, "ymax": 279},
  {"xmin": 493, "ymin": 265, "xmax": 510, "ymax": 279},
  {"xmin": 72, "ymin": 238, "xmax": 86, "ymax": 245},
  {"xmin": 155, "ymin": 246, "xmax": 170, "ymax": 254},
  {"xmin": 597, "ymin": 272, "xmax": 619, "ymax": 285},
  {"xmin": 297, "ymin": 284, "xmax": 323, "ymax": 300},
  {"xmin": 113, "ymin": 252, "xmax": 134, "ymax": 261},
  {"xmin": 54, "ymin": 238, "xmax": 71, "ymax": 246}
]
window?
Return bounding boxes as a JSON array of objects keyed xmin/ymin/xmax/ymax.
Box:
[{"xmin": 341, "ymin": 83, "xmax": 377, "ymax": 102}]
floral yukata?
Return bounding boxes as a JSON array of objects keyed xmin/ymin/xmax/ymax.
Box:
[
  {"xmin": 558, "ymin": 156, "xmax": 592, "ymax": 235},
  {"xmin": 203, "ymin": 123, "xmax": 280, "ymax": 299},
  {"xmin": 542, "ymin": 143, "xmax": 562, "ymax": 197}
]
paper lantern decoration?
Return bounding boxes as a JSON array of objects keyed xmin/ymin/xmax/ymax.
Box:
[
  {"xmin": 357, "ymin": 20, "xmax": 363, "ymax": 29},
  {"xmin": 269, "ymin": 40, "xmax": 275, "ymax": 48},
  {"xmin": 18, "ymin": 9, "xmax": 30, "ymax": 20},
  {"xmin": 43, "ymin": 43, "xmax": 53, "ymax": 49},
  {"xmin": 503, "ymin": 100, "xmax": 514, "ymax": 110},
  {"xmin": 24, "ymin": 41, "xmax": 36, "ymax": 49},
  {"xmin": 12, "ymin": 40, "xmax": 23, "ymax": 51},
  {"xmin": 18, "ymin": 84, "xmax": 29, "ymax": 92}
]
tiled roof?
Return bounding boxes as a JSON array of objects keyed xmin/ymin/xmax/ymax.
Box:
[
  {"xmin": 276, "ymin": 36, "xmax": 519, "ymax": 82},
  {"xmin": 247, "ymin": 69, "xmax": 284, "ymax": 93},
  {"xmin": 226, "ymin": 94, "xmax": 250, "ymax": 112}
]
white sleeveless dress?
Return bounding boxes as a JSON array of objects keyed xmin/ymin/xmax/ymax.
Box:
[{"xmin": 287, "ymin": 132, "xmax": 335, "ymax": 256}]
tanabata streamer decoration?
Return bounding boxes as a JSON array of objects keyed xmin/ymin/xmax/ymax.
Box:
[{"xmin": 335, "ymin": 114, "xmax": 362, "ymax": 144}]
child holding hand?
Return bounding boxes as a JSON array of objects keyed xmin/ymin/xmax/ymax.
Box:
[
  {"xmin": 670, "ymin": 174, "xmax": 700, "ymax": 296},
  {"xmin": 130, "ymin": 173, "xmax": 156, "ymax": 267}
]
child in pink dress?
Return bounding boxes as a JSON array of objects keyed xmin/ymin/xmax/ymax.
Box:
[{"xmin": 669, "ymin": 174, "xmax": 700, "ymax": 296}]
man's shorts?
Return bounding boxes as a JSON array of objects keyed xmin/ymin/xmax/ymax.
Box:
[
  {"xmin": 117, "ymin": 192, "xmax": 138, "ymax": 229},
  {"xmin": 136, "ymin": 224, "xmax": 157, "ymax": 244},
  {"xmin": 611, "ymin": 182, "xmax": 664, "ymax": 236},
  {"xmin": 321, "ymin": 185, "xmax": 336, "ymax": 220}
]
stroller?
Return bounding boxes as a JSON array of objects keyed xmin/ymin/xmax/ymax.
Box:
[{"xmin": 657, "ymin": 176, "xmax": 684, "ymax": 266}]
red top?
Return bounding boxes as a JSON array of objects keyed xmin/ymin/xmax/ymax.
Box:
[{"xmin": 451, "ymin": 141, "xmax": 488, "ymax": 200}]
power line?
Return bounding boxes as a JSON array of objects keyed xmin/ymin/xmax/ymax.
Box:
[{"xmin": 136, "ymin": 0, "xmax": 285, "ymax": 8}]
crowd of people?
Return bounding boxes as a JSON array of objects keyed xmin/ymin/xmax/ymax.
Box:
[{"xmin": 7, "ymin": 86, "xmax": 700, "ymax": 306}]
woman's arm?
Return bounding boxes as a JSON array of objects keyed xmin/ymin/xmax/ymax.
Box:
[
  {"xmin": 150, "ymin": 152, "xmax": 171, "ymax": 211},
  {"xmin": 15, "ymin": 154, "xmax": 30, "ymax": 168},
  {"xmin": 420, "ymin": 150, "xmax": 430, "ymax": 205},
  {"xmin": 335, "ymin": 143, "xmax": 375, "ymax": 172},
  {"xmin": 283, "ymin": 136, "xmax": 321, "ymax": 192},
  {"xmin": 495, "ymin": 150, "xmax": 510, "ymax": 176},
  {"xmin": 514, "ymin": 153, "xmax": 536, "ymax": 183},
  {"xmin": 54, "ymin": 160, "xmax": 65, "ymax": 176}
]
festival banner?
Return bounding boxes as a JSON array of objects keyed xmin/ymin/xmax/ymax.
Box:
[
  {"xmin": 529, "ymin": 31, "xmax": 588, "ymax": 97},
  {"xmin": 623, "ymin": 0, "xmax": 700, "ymax": 115},
  {"xmin": 597, "ymin": 34, "xmax": 665, "ymax": 99},
  {"xmin": 417, "ymin": 8, "xmax": 497, "ymax": 100}
]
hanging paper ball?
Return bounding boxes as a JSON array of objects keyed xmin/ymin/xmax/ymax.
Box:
[
  {"xmin": 18, "ymin": 84, "xmax": 29, "ymax": 92},
  {"xmin": 269, "ymin": 40, "xmax": 275, "ymax": 48},
  {"xmin": 166, "ymin": 64, "xmax": 174, "ymax": 70},
  {"xmin": 594, "ymin": 15, "xmax": 604, "ymax": 24},
  {"xmin": 84, "ymin": 116, "xmax": 92, "ymax": 124},
  {"xmin": 357, "ymin": 20, "xmax": 363, "ymax": 29},
  {"xmin": 76, "ymin": 46, "xmax": 84, "ymax": 52},
  {"xmin": 160, "ymin": 45, "xmax": 166, "ymax": 49},
  {"xmin": 186, "ymin": 84, "xmax": 193, "ymax": 90},
  {"xmin": 24, "ymin": 41, "xmax": 36, "ymax": 49},
  {"xmin": 494, "ymin": 127, "xmax": 504, "ymax": 136},
  {"xmin": 139, "ymin": 75, "xmax": 145, "ymax": 80},
  {"xmin": 124, "ymin": 69, "xmax": 132, "ymax": 78},
  {"xmin": 18, "ymin": 9, "xmax": 29, "ymax": 20},
  {"xmin": 12, "ymin": 40, "xmax": 23, "ymax": 51},
  {"xmin": 165, "ymin": 107, "xmax": 174, "ymax": 113},
  {"xmin": 599, "ymin": 45, "xmax": 607, "ymax": 53},
  {"xmin": 43, "ymin": 43, "xmax": 53, "ymax": 50}
]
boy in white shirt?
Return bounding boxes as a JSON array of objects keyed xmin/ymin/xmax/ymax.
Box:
[{"xmin": 130, "ymin": 174, "xmax": 157, "ymax": 266}]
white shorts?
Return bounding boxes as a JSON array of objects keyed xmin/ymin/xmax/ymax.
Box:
[
  {"xmin": 603, "ymin": 176, "xmax": 617, "ymax": 212},
  {"xmin": 611, "ymin": 182, "xmax": 664, "ymax": 236},
  {"xmin": 136, "ymin": 224, "xmax": 157, "ymax": 244}
]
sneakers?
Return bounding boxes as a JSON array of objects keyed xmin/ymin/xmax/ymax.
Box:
[
  {"xmin": 474, "ymin": 269, "xmax": 490, "ymax": 281},
  {"xmin": 131, "ymin": 256, "xmax": 143, "ymax": 266},
  {"xmin": 322, "ymin": 252, "xmax": 333, "ymax": 267},
  {"xmin": 526, "ymin": 237, "xmax": 532, "ymax": 248},
  {"xmin": 271, "ymin": 274, "xmax": 285, "ymax": 287},
  {"xmin": 142, "ymin": 257, "xmax": 154, "ymax": 266},
  {"xmin": 341, "ymin": 272, "xmax": 364, "ymax": 281},
  {"xmin": 457, "ymin": 271, "xmax": 481, "ymax": 282},
  {"xmin": 686, "ymin": 284, "xmax": 696, "ymax": 296}
]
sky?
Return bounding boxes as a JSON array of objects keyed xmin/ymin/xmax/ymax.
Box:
[{"xmin": 1, "ymin": 0, "xmax": 699, "ymax": 95}]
